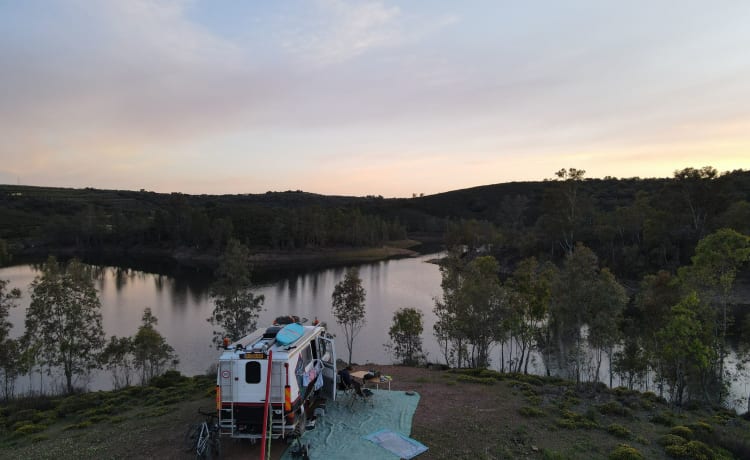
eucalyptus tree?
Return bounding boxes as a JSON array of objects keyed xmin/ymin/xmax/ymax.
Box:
[
  {"xmin": 506, "ymin": 257, "xmax": 554, "ymax": 374},
  {"xmin": 25, "ymin": 257, "xmax": 105, "ymax": 394},
  {"xmin": 385, "ymin": 307, "xmax": 425, "ymax": 366},
  {"xmin": 457, "ymin": 256, "xmax": 506, "ymax": 368},
  {"xmin": 654, "ymin": 293, "xmax": 714, "ymax": 407},
  {"xmin": 208, "ymin": 238, "xmax": 265, "ymax": 346},
  {"xmin": 678, "ymin": 228, "xmax": 750, "ymax": 402},
  {"xmin": 550, "ymin": 244, "xmax": 627, "ymax": 383},
  {"xmin": 331, "ymin": 267, "xmax": 367, "ymax": 365},
  {"xmin": 0, "ymin": 278, "xmax": 21, "ymax": 399},
  {"xmin": 433, "ymin": 250, "xmax": 466, "ymax": 367},
  {"xmin": 133, "ymin": 308, "xmax": 177, "ymax": 385}
]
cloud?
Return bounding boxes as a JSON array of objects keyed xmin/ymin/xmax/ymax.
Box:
[{"xmin": 281, "ymin": 0, "xmax": 402, "ymax": 65}]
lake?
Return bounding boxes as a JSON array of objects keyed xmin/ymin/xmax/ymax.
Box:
[
  {"xmin": 2, "ymin": 254, "xmax": 748, "ymax": 412},
  {"xmin": 1, "ymin": 253, "xmax": 445, "ymax": 392}
]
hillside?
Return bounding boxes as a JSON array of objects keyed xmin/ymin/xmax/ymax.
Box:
[{"xmin": 2, "ymin": 365, "xmax": 748, "ymax": 459}]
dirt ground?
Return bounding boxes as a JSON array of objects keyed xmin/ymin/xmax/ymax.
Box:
[{"xmin": 7, "ymin": 364, "xmax": 749, "ymax": 459}]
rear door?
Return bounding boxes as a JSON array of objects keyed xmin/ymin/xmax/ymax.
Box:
[{"xmin": 319, "ymin": 335, "xmax": 337, "ymax": 400}]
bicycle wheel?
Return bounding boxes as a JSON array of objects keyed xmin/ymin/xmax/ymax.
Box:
[
  {"xmin": 183, "ymin": 423, "xmax": 201, "ymax": 452},
  {"xmin": 196, "ymin": 423, "xmax": 210, "ymax": 458}
]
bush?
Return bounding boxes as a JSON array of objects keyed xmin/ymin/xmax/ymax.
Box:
[
  {"xmin": 659, "ymin": 434, "xmax": 687, "ymax": 447},
  {"xmin": 149, "ymin": 370, "xmax": 187, "ymax": 388},
  {"xmin": 597, "ymin": 401, "xmax": 633, "ymax": 418},
  {"xmin": 13, "ymin": 424, "xmax": 47, "ymax": 435},
  {"xmin": 607, "ymin": 423, "xmax": 633, "ymax": 439},
  {"xmin": 456, "ymin": 375, "xmax": 495, "ymax": 385},
  {"xmin": 519, "ymin": 406, "xmax": 545, "ymax": 417},
  {"xmin": 664, "ymin": 440, "xmax": 715, "ymax": 460},
  {"xmin": 64, "ymin": 421, "xmax": 92, "ymax": 430},
  {"xmin": 650, "ymin": 412, "xmax": 675, "ymax": 427},
  {"xmin": 609, "ymin": 443, "xmax": 644, "ymax": 460},
  {"xmin": 670, "ymin": 426, "xmax": 694, "ymax": 440}
]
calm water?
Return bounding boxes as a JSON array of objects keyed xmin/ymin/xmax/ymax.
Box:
[
  {"xmin": 2, "ymin": 255, "xmax": 748, "ymax": 411},
  {"xmin": 1, "ymin": 253, "xmax": 444, "ymax": 392}
]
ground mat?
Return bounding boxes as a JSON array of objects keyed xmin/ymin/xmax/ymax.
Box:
[
  {"xmin": 281, "ymin": 390, "xmax": 423, "ymax": 459},
  {"xmin": 363, "ymin": 429, "xmax": 428, "ymax": 459}
]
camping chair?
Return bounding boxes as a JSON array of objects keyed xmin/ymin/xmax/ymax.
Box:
[{"xmin": 336, "ymin": 375, "xmax": 374, "ymax": 408}]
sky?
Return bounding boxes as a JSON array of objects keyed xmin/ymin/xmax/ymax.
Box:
[{"xmin": 1, "ymin": 1, "xmax": 749, "ymax": 198}]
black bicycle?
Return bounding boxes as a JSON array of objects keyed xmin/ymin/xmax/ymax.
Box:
[{"xmin": 184, "ymin": 409, "xmax": 221, "ymax": 459}]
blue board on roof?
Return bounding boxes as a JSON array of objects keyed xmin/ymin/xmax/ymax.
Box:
[{"xmin": 276, "ymin": 322, "xmax": 304, "ymax": 346}]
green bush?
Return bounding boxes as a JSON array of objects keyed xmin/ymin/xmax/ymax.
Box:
[
  {"xmin": 456, "ymin": 374, "xmax": 495, "ymax": 385},
  {"xmin": 665, "ymin": 440, "xmax": 715, "ymax": 460},
  {"xmin": 609, "ymin": 443, "xmax": 644, "ymax": 460},
  {"xmin": 659, "ymin": 434, "xmax": 687, "ymax": 447},
  {"xmin": 13, "ymin": 424, "xmax": 47, "ymax": 435},
  {"xmin": 687, "ymin": 421, "xmax": 713, "ymax": 434},
  {"xmin": 650, "ymin": 412, "xmax": 674, "ymax": 427},
  {"xmin": 597, "ymin": 401, "xmax": 633, "ymax": 418},
  {"xmin": 64, "ymin": 421, "xmax": 92, "ymax": 431},
  {"xmin": 607, "ymin": 423, "xmax": 632, "ymax": 439},
  {"xmin": 519, "ymin": 406, "xmax": 545, "ymax": 417},
  {"xmin": 670, "ymin": 426, "xmax": 694, "ymax": 440}
]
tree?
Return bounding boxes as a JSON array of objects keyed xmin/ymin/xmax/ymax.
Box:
[
  {"xmin": 506, "ymin": 258, "xmax": 554, "ymax": 374},
  {"xmin": 433, "ymin": 250, "xmax": 467, "ymax": 368},
  {"xmin": 0, "ymin": 239, "xmax": 10, "ymax": 266},
  {"xmin": 25, "ymin": 257, "xmax": 105, "ymax": 394},
  {"xmin": 457, "ymin": 256, "xmax": 506, "ymax": 368},
  {"xmin": 385, "ymin": 307, "xmax": 425, "ymax": 366},
  {"xmin": 0, "ymin": 279, "xmax": 21, "ymax": 400},
  {"xmin": 132, "ymin": 308, "xmax": 178, "ymax": 385},
  {"xmin": 100, "ymin": 336, "xmax": 135, "ymax": 389},
  {"xmin": 549, "ymin": 244, "xmax": 627, "ymax": 383},
  {"xmin": 551, "ymin": 167, "xmax": 587, "ymax": 254},
  {"xmin": 678, "ymin": 228, "xmax": 750, "ymax": 401},
  {"xmin": 654, "ymin": 293, "xmax": 714, "ymax": 406},
  {"xmin": 331, "ymin": 267, "xmax": 366, "ymax": 365},
  {"xmin": 208, "ymin": 239, "xmax": 265, "ymax": 346}
]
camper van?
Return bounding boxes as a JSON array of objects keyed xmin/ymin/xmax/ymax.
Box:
[{"xmin": 216, "ymin": 320, "xmax": 336, "ymax": 441}]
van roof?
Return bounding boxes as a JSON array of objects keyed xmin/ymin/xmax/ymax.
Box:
[{"xmin": 218, "ymin": 324, "xmax": 324, "ymax": 362}]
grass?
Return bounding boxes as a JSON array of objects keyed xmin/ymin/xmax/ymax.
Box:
[{"xmin": 0, "ymin": 370, "xmax": 214, "ymax": 455}]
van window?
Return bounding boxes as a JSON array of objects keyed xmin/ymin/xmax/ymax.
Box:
[{"xmin": 246, "ymin": 362, "xmax": 261, "ymax": 384}]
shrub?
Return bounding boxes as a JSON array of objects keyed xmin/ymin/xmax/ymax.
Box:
[
  {"xmin": 670, "ymin": 426, "xmax": 694, "ymax": 440},
  {"xmin": 650, "ymin": 412, "xmax": 674, "ymax": 427},
  {"xmin": 150, "ymin": 370, "xmax": 188, "ymax": 388},
  {"xmin": 597, "ymin": 401, "xmax": 633, "ymax": 418},
  {"xmin": 519, "ymin": 406, "xmax": 545, "ymax": 417},
  {"xmin": 456, "ymin": 375, "xmax": 495, "ymax": 385},
  {"xmin": 607, "ymin": 423, "xmax": 633, "ymax": 439},
  {"xmin": 13, "ymin": 424, "xmax": 47, "ymax": 435},
  {"xmin": 659, "ymin": 434, "xmax": 687, "ymax": 447},
  {"xmin": 687, "ymin": 421, "xmax": 713, "ymax": 434},
  {"xmin": 64, "ymin": 421, "xmax": 92, "ymax": 431},
  {"xmin": 609, "ymin": 443, "xmax": 644, "ymax": 460}
]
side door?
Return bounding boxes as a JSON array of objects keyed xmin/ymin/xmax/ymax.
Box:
[{"xmin": 318, "ymin": 335, "xmax": 337, "ymax": 400}]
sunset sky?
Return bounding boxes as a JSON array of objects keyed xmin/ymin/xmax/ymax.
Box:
[{"xmin": 1, "ymin": 1, "xmax": 749, "ymax": 197}]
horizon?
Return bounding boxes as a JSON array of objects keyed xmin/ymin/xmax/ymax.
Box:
[
  {"xmin": 2, "ymin": 165, "xmax": 739, "ymax": 199},
  {"xmin": 2, "ymin": 1, "xmax": 749, "ymax": 197}
]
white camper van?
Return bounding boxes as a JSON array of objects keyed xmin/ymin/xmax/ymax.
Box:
[{"xmin": 216, "ymin": 320, "xmax": 336, "ymax": 441}]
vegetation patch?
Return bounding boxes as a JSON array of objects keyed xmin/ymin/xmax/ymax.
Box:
[
  {"xmin": 519, "ymin": 406, "xmax": 545, "ymax": 418},
  {"xmin": 606, "ymin": 423, "xmax": 633, "ymax": 439},
  {"xmin": 13, "ymin": 424, "xmax": 47, "ymax": 436},
  {"xmin": 664, "ymin": 440, "xmax": 716, "ymax": 459},
  {"xmin": 660, "ymin": 434, "xmax": 687, "ymax": 447},
  {"xmin": 608, "ymin": 443, "xmax": 644, "ymax": 460},
  {"xmin": 456, "ymin": 374, "xmax": 496, "ymax": 385},
  {"xmin": 64, "ymin": 421, "xmax": 92, "ymax": 431},
  {"xmin": 670, "ymin": 425, "xmax": 694, "ymax": 440},
  {"xmin": 650, "ymin": 411, "xmax": 675, "ymax": 427},
  {"xmin": 596, "ymin": 401, "xmax": 633, "ymax": 418}
]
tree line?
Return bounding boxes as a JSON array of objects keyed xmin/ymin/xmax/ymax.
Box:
[
  {"xmin": 431, "ymin": 227, "xmax": 750, "ymax": 410},
  {"xmin": 0, "ymin": 255, "xmax": 177, "ymax": 399}
]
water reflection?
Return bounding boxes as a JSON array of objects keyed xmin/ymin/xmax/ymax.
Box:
[{"xmin": 0, "ymin": 253, "xmax": 444, "ymax": 393}]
